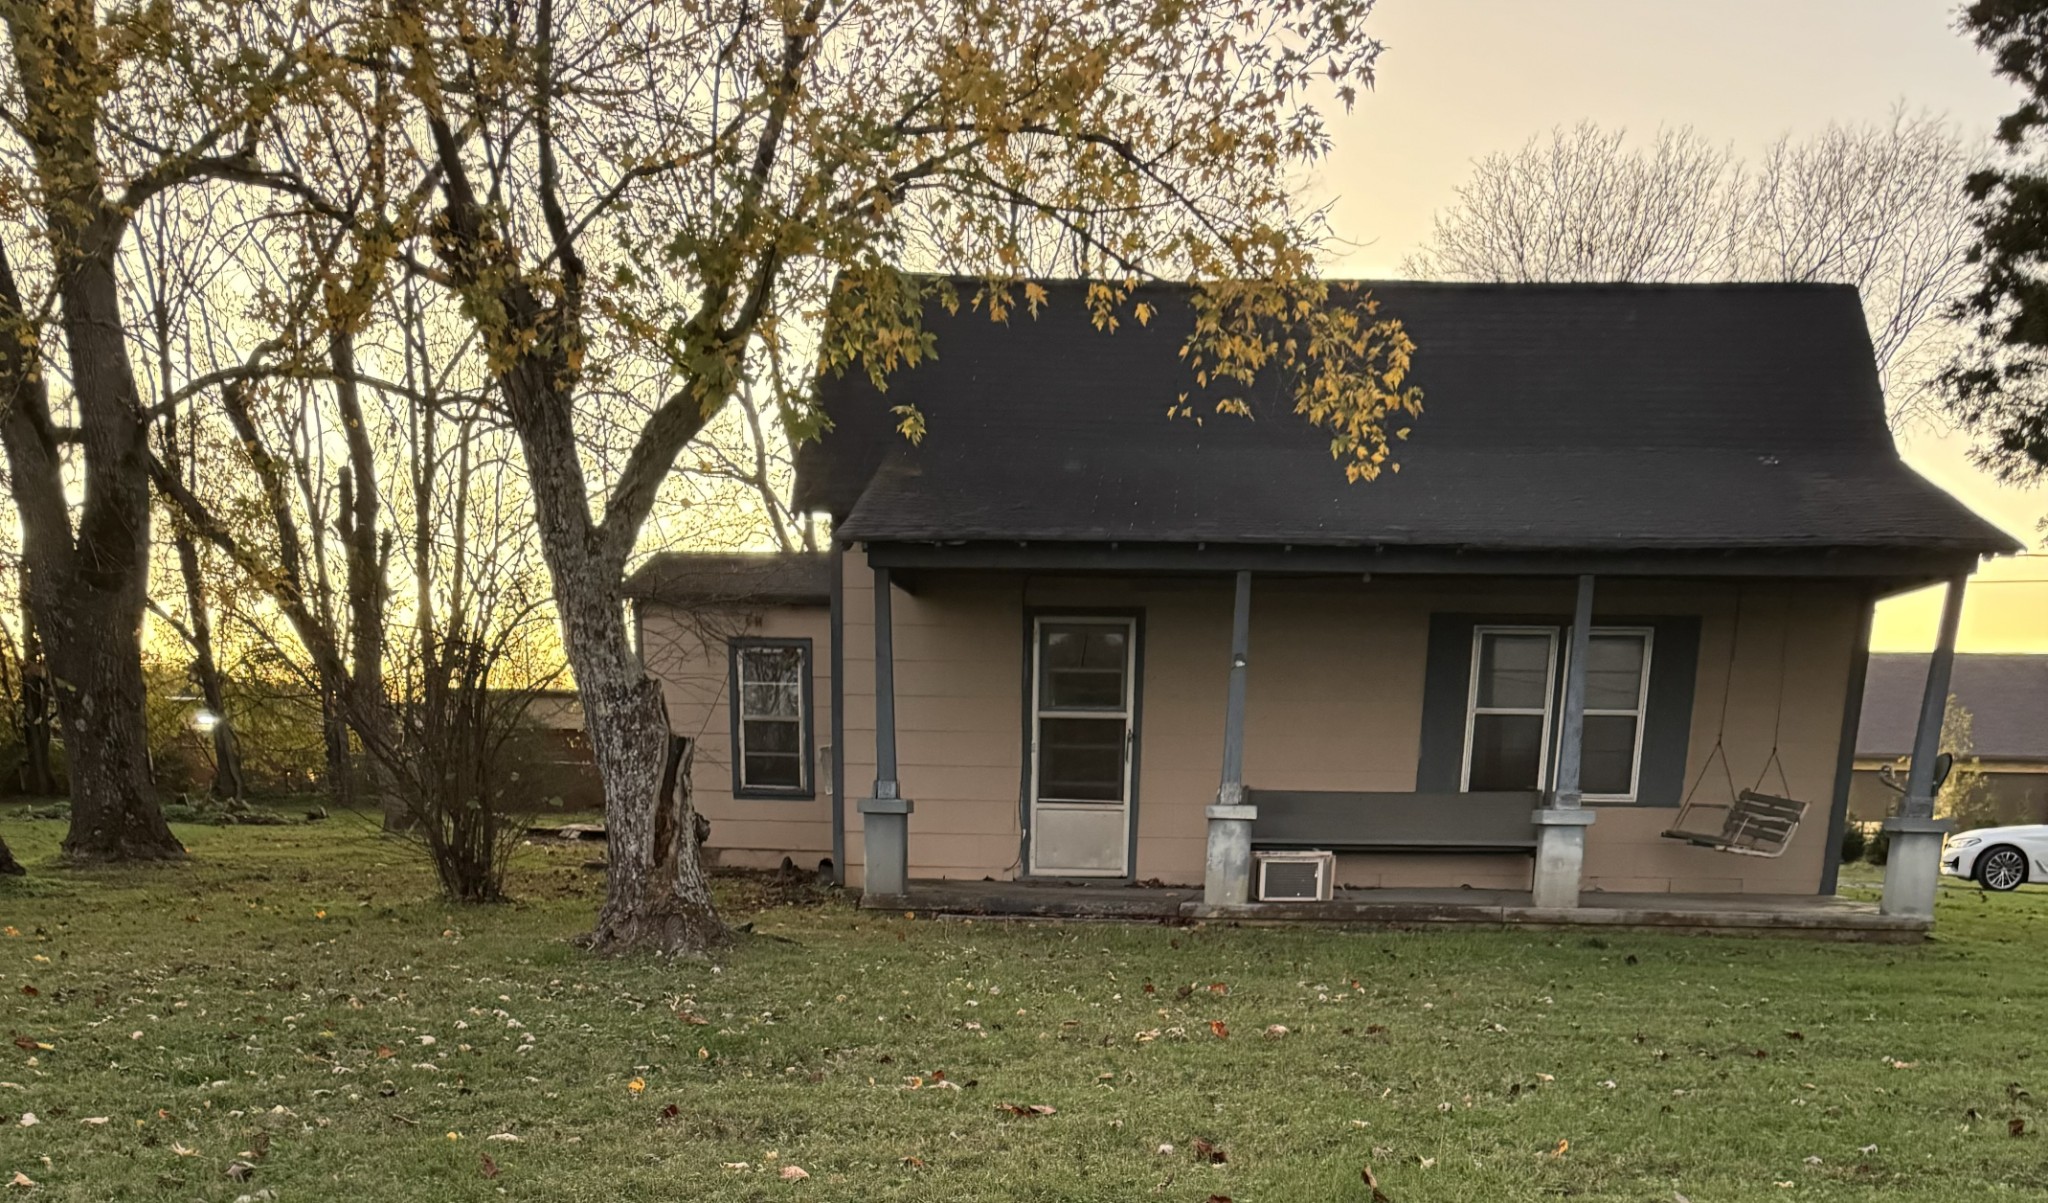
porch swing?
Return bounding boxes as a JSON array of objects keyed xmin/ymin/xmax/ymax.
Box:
[{"xmin": 1659, "ymin": 590, "xmax": 1810, "ymax": 858}]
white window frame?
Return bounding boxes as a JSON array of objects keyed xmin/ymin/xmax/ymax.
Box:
[
  {"xmin": 1459, "ymin": 625, "xmax": 1561, "ymax": 793},
  {"xmin": 733, "ymin": 641, "xmax": 809, "ymax": 796},
  {"xmin": 1026, "ymin": 616, "xmax": 1137, "ymax": 877},
  {"xmin": 1563, "ymin": 627, "xmax": 1655, "ymax": 803}
]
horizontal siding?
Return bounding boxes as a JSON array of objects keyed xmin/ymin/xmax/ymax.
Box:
[{"xmin": 689, "ymin": 554, "xmax": 1860, "ymax": 896}]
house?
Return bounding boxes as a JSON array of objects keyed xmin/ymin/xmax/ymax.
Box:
[
  {"xmin": 633, "ymin": 278, "xmax": 2019, "ymax": 935},
  {"xmin": 1851, "ymin": 654, "xmax": 2048, "ymax": 826}
]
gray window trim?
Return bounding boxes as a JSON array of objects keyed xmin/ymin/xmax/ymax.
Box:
[{"xmin": 728, "ymin": 636, "xmax": 816, "ymax": 800}]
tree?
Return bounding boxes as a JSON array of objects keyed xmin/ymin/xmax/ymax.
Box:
[
  {"xmin": 1932, "ymin": 696, "xmax": 1996, "ymax": 831},
  {"xmin": 1409, "ymin": 115, "xmax": 1982, "ymax": 426},
  {"xmin": 0, "ymin": 0, "xmax": 323, "ymax": 858},
  {"xmin": 299, "ymin": 0, "xmax": 1418, "ymax": 955},
  {"xmin": 1944, "ymin": 1, "xmax": 2048, "ymax": 485}
]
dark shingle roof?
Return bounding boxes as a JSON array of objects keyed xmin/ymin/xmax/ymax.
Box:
[
  {"xmin": 796, "ymin": 278, "xmax": 2017, "ymax": 555},
  {"xmin": 624, "ymin": 552, "xmax": 831, "ymax": 608},
  {"xmin": 1857, "ymin": 653, "xmax": 2048, "ymax": 760}
]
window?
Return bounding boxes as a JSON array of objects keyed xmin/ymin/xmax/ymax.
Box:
[
  {"xmin": 729, "ymin": 639, "xmax": 812, "ymax": 797},
  {"xmin": 1460, "ymin": 625, "xmax": 1654, "ymax": 800},
  {"xmin": 1463, "ymin": 628, "xmax": 1559, "ymax": 792}
]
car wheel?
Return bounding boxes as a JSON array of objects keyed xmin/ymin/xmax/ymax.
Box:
[{"xmin": 1977, "ymin": 845, "xmax": 2029, "ymax": 892}]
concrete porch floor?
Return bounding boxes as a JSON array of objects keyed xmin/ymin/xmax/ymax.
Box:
[{"xmin": 879, "ymin": 879, "xmax": 1928, "ymax": 941}]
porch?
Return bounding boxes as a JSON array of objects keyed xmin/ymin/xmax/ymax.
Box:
[
  {"xmin": 881, "ymin": 877, "xmax": 1928, "ymax": 941},
  {"xmin": 844, "ymin": 547, "xmax": 1976, "ymax": 926}
]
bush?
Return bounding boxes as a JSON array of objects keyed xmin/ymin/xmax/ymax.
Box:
[
  {"xmin": 1839, "ymin": 823, "xmax": 1867, "ymax": 865},
  {"xmin": 1866, "ymin": 828, "xmax": 1891, "ymax": 866}
]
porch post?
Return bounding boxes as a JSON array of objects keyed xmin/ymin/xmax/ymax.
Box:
[
  {"xmin": 1531, "ymin": 574, "xmax": 1598, "ymax": 909},
  {"xmin": 859, "ymin": 565, "xmax": 912, "ymax": 902},
  {"xmin": 1881, "ymin": 573, "xmax": 1967, "ymax": 919},
  {"xmin": 1204, "ymin": 570, "xmax": 1256, "ymax": 907}
]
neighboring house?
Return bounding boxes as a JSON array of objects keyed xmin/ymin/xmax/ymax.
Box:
[
  {"xmin": 634, "ymin": 278, "xmax": 2017, "ymax": 926},
  {"xmin": 510, "ymin": 690, "xmax": 605, "ymax": 812},
  {"xmin": 1851, "ymin": 654, "xmax": 2048, "ymax": 826}
]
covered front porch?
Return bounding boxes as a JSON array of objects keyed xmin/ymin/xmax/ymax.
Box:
[
  {"xmin": 881, "ymin": 877, "xmax": 1927, "ymax": 940},
  {"xmin": 841, "ymin": 541, "xmax": 1977, "ymax": 934}
]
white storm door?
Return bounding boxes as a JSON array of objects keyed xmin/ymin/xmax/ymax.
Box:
[{"xmin": 1028, "ymin": 618, "xmax": 1136, "ymax": 877}]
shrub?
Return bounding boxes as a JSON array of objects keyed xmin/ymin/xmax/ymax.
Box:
[
  {"xmin": 1866, "ymin": 828, "xmax": 1891, "ymax": 866},
  {"xmin": 1839, "ymin": 823, "xmax": 1867, "ymax": 865}
]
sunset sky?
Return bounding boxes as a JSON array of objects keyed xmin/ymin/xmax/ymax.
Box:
[{"xmin": 1308, "ymin": 0, "xmax": 2048, "ymax": 653}]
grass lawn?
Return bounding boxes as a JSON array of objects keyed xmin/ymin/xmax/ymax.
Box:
[{"xmin": 2, "ymin": 812, "xmax": 2047, "ymax": 1202}]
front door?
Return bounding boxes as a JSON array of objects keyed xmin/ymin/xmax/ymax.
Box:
[{"xmin": 1028, "ymin": 618, "xmax": 1136, "ymax": 877}]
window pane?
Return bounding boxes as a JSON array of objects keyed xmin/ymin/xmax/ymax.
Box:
[
  {"xmin": 1476, "ymin": 633, "xmax": 1552, "ymax": 710},
  {"xmin": 1581, "ymin": 714, "xmax": 1640, "ymax": 796},
  {"xmin": 743, "ymin": 718, "xmax": 801, "ymax": 755},
  {"xmin": 743, "ymin": 752, "xmax": 804, "ymax": 789},
  {"xmin": 1468, "ymin": 713, "xmax": 1545, "ymax": 790},
  {"xmin": 1037, "ymin": 716, "xmax": 1126, "ymax": 801},
  {"xmin": 739, "ymin": 647, "xmax": 803, "ymax": 719},
  {"xmin": 1584, "ymin": 634, "xmax": 1647, "ymax": 710},
  {"xmin": 1041, "ymin": 626, "xmax": 1127, "ymax": 709}
]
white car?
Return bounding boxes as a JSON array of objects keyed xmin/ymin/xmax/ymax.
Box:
[{"xmin": 1942, "ymin": 826, "xmax": 2048, "ymax": 892}]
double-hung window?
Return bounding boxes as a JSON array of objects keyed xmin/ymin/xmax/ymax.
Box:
[
  {"xmin": 729, "ymin": 639, "xmax": 812, "ymax": 797},
  {"xmin": 1461, "ymin": 625, "xmax": 1653, "ymax": 801}
]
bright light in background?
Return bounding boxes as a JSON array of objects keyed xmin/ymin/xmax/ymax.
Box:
[{"xmin": 192, "ymin": 709, "xmax": 220, "ymax": 734}]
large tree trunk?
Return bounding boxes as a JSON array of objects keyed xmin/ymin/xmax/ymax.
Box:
[
  {"xmin": 514, "ymin": 377, "xmax": 726, "ymax": 955},
  {"xmin": 44, "ymin": 590, "xmax": 176, "ymax": 859},
  {"xmin": 1, "ymin": 3, "xmax": 179, "ymax": 862},
  {"xmin": 563, "ymin": 582, "xmax": 727, "ymax": 955},
  {"xmin": 0, "ymin": 834, "xmax": 21, "ymax": 876}
]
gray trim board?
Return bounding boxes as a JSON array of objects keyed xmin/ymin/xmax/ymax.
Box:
[
  {"xmin": 829, "ymin": 542, "xmax": 847, "ymax": 884},
  {"xmin": 861, "ymin": 540, "xmax": 1980, "ymax": 585},
  {"xmin": 1819, "ymin": 592, "xmax": 1875, "ymax": 896},
  {"xmin": 1247, "ymin": 789, "xmax": 1542, "ymax": 851},
  {"xmin": 1418, "ymin": 613, "xmax": 1700, "ymax": 807}
]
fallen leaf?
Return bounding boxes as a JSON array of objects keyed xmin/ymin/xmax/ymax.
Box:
[
  {"xmin": 1205, "ymin": 1196, "xmax": 1231, "ymax": 1203},
  {"xmin": 8, "ymin": 1171, "xmax": 34, "ymax": 1189},
  {"xmin": 1208, "ymin": 983, "xmax": 1229, "ymax": 995},
  {"xmin": 375, "ymin": 1046, "xmax": 394, "ymax": 1060},
  {"xmin": 14, "ymin": 1115, "xmax": 32, "ymax": 1128},
  {"xmin": 899, "ymin": 1156, "xmax": 925, "ymax": 1168},
  {"xmin": 2011, "ymin": 1118, "xmax": 2028, "ymax": 1137},
  {"xmin": 172, "ymin": 1143, "xmax": 198, "ymax": 1157},
  {"xmin": 780, "ymin": 1165, "xmax": 809, "ymax": 1181},
  {"xmin": 1549, "ymin": 1138, "xmax": 1570, "ymax": 1159},
  {"xmin": 995, "ymin": 1103, "xmax": 1055, "ymax": 1117},
  {"xmin": 1193, "ymin": 1138, "xmax": 1226, "ymax": 1164},
  {"xmin": 16, "ymin": 988, "xmax": 32, "ymax": 999},
  {"xmin": 78, "ymin": 1117, "xmax": 107, "ymax": 1127},
  {"xmin": 225, "ymin": 1161, "xmax": 256, "ymax": 1182},
  {"xmin": 1263, "ymin": 1025, "xmax": 1290, "ymax": 1039},
  {"xmin": 479, "ymin": 1154, "xmax": 499, "ymax": 1179},
  {"xmin": 486, "ymin": 1133, "xmax": 521, "ymax": 1142},
  {"xmin": 628, "ymin": 1078, "xmax": 646, "ymax": 1095},
  {"xmin": 659, "ymin": 1104, "xmax": 679, "ymax": 1120},
  {"xmin": 1156, "ymin": 1143, "xmax": 1175, "ymax": 1156},
  {"xmin": 1208, "ymin": 1020, "xmax": 1229, "ymax": 1039}
]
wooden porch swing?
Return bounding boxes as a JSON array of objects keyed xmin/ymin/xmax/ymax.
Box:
[{"xmin": 1660, "ymin": 590, "xmax": 1809, "ymax": 858}]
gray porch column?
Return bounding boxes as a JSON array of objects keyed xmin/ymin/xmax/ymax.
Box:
[
  {"xmin": 1532, "ymin": 574, "xmax": 1598, "ymax": 909},
  {"xmin": 1204, "ymin": 571, "xmax": 1256, "ymax": 907},
  {"xmin": 1881, "ymin": 573, "xmax": 1967, "ymax": 919},
  {"xmin": 859, "ymin": 565, "xmax": 913, "ymax": 901}
]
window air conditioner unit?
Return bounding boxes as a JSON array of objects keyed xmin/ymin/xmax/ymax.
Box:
[{"xmin": 1255, "ymin": 850, "xmax": 1335, "ymax": 902}]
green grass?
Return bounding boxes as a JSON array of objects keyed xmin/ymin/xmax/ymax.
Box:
[{"xmin": 3, "ymin": 812, "xmax": 2046, "ymax": 1202}]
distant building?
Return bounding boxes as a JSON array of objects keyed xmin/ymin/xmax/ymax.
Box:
[{"xmin": 1852, "ymin": 654, "xmax": 2048, "ymax": 825}]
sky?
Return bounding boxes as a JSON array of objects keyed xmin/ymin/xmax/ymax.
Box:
[{"xmin": 1306, "ymin": 0, "xmax": 2048, "ymax": 653}]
